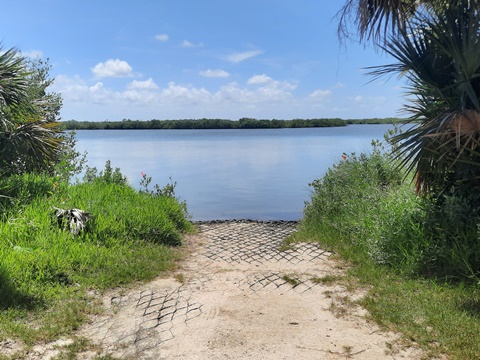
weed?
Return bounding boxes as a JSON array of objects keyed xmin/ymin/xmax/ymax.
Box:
[
  {"xmin": 311, "ymin": 275, "xmax": 342, "ymax": 285},
  {"xmin": 0, "ymin": 162, "xmax": 192, "ymax": 349},
  {"xmin": 296, "ymin": 140, "xmax": 480, "ymax": 357},
  {"xmin": 174, "ymin": 273, "xmax": 186, "ymax": 284},
  {"xmin": 281, "ymin": 274, "xmax": 300, "ymax": 287}
]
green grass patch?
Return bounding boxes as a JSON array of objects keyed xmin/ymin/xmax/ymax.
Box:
[
  {"xmin": 0, "ymin": 167, "xmax": 193, "ymax": 349},
  {"xmin": 281, "ymin": 274, "xmax": 300, "ymax": 287},
  {"xmin": 290, "ymin": 140, "xmax": 480, "ymax": 359},
  {"xmin": 310, "ymin": 274, "xmax": 343, "ymax": 285}
]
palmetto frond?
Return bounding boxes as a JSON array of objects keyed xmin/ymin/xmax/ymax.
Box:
[
  {"xmin": 0, "ymin": 48, "xmax": 29, "ymax": 108},
  {"xmin": 0, "ymin": 45, "xmax": 63, "ymax": 175},
  {"xmin": 0, "ymin": 119, "xmax": 63, "ymax": 173},
  {"xmin": 368, "ymin": 0, "xmax": 480, "ymax": 194},
  {"xmin": 337, "ymin": 0, "xmax": 439, "ymax": 45}
]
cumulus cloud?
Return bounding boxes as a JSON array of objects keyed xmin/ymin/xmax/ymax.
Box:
[
  {"xmin": 154, "ymin": 34, "xmax": 169, "ymax": 41},
  {"xmin": 199, "ymin": 69, "xmax": 230, "ymax": 78},
  {"xmin": 53, "ymin": 73, "xmax": 301, "ymax": 119},
  {"xmin": 89, "ymin": 82, "xmax": 104, "ymax": 92},
  {"xmin": 91, "ymin": 59, "xmax": 133, "ymax": 78},
  {"xmin": 309, "ymin": 89, "xmax": 332, "ymax": 98},
  {"xmin": 128, "ymin": 78, "xmax": 158, "ymax": 90},
  {"xmin": 53, "ymin": 72, "xmax": 398, "ymax": 120},
  {"xmin": 247, "ymin": 74, "xmax": 272, "ymax": 85},
  {"xmin": 247, "ymin": 74, "xmax": 297, "ymax": 92},
  {"xmin": 225, "ymin": 50, "xmax": 263, "ymax": 63}
]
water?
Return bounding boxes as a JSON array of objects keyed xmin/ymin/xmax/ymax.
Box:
[{"xmin": 73, "ymin": 124, "xmax": 393, "ymax": 221}]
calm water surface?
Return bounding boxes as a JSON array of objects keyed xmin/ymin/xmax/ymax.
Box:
[{"xmin": 73, "ymin": 124, "xmax": 393, "ymax": 221}]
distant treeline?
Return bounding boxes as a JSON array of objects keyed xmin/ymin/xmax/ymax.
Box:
[{"xmin": 61, "ymin": 117, "xmax": 404, "ymax": 130}]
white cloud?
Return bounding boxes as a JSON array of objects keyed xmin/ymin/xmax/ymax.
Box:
[
  {"xmin": 162, "ymin": 82, "xmax": 210, "ymax": 99},
  {"xmin": 91, "ymin": 59, "xmax": 133, "ymax": 78},
  {"xmin": 54, "ymin": 74, "xmax": 297, "ymax": 118},
  {"xmin": 309, "ymin": 89, "xmax": 332, "ymax": 98},
  {"xmin": 199, "ymin": 69, "xmax": 230, "ymax": 78},
  {"xmin": 128, "ymin": 78, "xmax": 158, "ymax": 90},
  {"xmin": 154, "ymin": 34, "xmax": 169, "ymax": 42},
  {"xmin": 181, "ymin": 40, "xmax": 204, "ymax": 48},
  {"xmin": 335, "ymin": 82, "xmax": 345, "ymax": 88},
  {"xmin": 89, "ymin": 82, "xmax": 104, "ymax": 92},
  {"xmin": 247, "ymin": 74, "xmax": 272, "ymax": 85},
  {"xmin": 247, "ymin": 75, "xmax": 296, "ymax": 92},
  {"xmin": 225, "ymin": 50, "xmax": 263, "ymax": 63},
  {"xmin": 52, "ymin": 73, "xmax": 400, "ymax": 121}
]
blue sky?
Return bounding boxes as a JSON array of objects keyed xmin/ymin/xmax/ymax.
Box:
[{"xmin": 3, "ymin": 1, "xmax": 406, "ymax": 121}]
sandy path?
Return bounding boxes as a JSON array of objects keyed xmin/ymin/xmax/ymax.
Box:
[{"xmin": 69, "ymin": 220, "xmax": 421, "ymax": 359}]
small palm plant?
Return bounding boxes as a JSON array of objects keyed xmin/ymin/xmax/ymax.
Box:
[
  {"xmin": 0, "ymin": 45, "xmax": 62, "ymax": 175},
  {"xmin": 367, "ymin": 0, "xmax": 480, "ymax": 197}
]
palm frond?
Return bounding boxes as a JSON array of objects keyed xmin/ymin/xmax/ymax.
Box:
[
  {"xmin": 337, "ymin": 0, "xmax": 439, "ymax": 45},
  {"xmin": 369, "ymin": 0, "xmax": 480, "ymax": 194},
  {"xmin": 0, "ymin": 46, "xmax": 32, "ymax": 111}
]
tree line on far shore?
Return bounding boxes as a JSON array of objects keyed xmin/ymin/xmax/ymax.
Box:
[{"xmin": 60, "ymin": 117, "xmax": 403, "ymax": 130}]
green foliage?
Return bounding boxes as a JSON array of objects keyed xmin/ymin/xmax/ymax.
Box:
[
  {"xmin": 388, "ymin": 192, "xmax": 480, "ymax": 281},
  {"xmin": 54, "ymin": 130, "xmax": 88, "ymax": 183},
  {"xmin": 0, "ymin": 172, "xmax": 56, "ymax": 213},
  {"xmin": 60, "ymin": 117, "xmax": 368, "ymax": 130},
  {"xmin": 82, "ymin": 160, "xmax": 127, "ymax": 185},
  {"xmin": 302, "ymin": 141, "xmax": 404, "ymax": 257},
  {"xmin": 140, "ymin": 172, "xmax": 178, "ymax": 199},
  {"xmin": 0, "ymin": 45, "xmax": 65, "ymax": 176},
  {"xmin": 0, "ymin": 164, "xmax": 192, "ymax": 344},
  {"xmin": 367, "ymin": 1, "xmax": 480, "ymax": 197},
  {"xmin": 295, "ymin": 139, "xmax": 480, "ymax": 357},
  {"xmin": 300, "ymin": 139, "xmax": 480, "ymax": 282}
]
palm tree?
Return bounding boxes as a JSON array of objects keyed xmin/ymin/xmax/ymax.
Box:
[
  {"xmin": 337, "ymin": 0, "xmax": 441, "ymax": 46},
  {"xmin": 339, "ymin": 0, "xmax": 480, "ymax": 197},
  {"xmin": 0, "ymin": 45, "xmax": 63, "ymax": 175}
]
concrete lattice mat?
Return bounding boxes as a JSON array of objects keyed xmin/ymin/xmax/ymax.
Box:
[
  {"xmin": 196, "ymin": 219, "xmax": 333, "ymax": 265},
  {"xmin": 80, "ymin": 220, "xmax": 339, "ymax": 359}
]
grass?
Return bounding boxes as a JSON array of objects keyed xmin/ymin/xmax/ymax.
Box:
[
  {"xmin": 286, "ymin": 140, "xmax": 480, "ymax": 359},
  {"xmin": 0, "ymin": 166, "xmax": 193, "ymax": 355},
  {"xmin": 281, "ymin": 274, "xmax": 300, "ymax": 287}
]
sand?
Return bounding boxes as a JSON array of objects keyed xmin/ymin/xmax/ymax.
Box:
[{"xmin": 20, "ymin": 221, "xmax": 423, "ymax": 359}]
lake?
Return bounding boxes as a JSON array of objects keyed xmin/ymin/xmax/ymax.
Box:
[{"xmin": 73, "ymin": 124, "xmax": 394, "ymax": 221}]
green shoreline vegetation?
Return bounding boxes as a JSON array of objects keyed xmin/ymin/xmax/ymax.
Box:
[
  {"xmin": 288, "ymin": 133, "xmax": 480, "ymax": 359},
  {"xmin": 0, "ymin": 159, "xmax": 194, "ymax": 354},
  {"xmin": 60, "ymin": 117, "xmax": 403, "ymax": 130},
  {"xmin": 0, "ymin": 46, "xmax": 194, "ymax": 357},
  {"xmin": 4, "ymin": 0, "xmax": 480, "ymax": 356}
]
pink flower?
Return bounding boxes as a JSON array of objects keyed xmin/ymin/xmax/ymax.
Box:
[{"xmin": 141, "ymin": 171, "xmax": 145, "ymax": 178}]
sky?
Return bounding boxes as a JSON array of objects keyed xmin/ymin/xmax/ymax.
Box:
[{"xmin": 2, "ymin": 1, "xmax": 407, "ymax": 121}]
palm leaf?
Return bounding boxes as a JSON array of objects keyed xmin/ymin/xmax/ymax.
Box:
[{"xmin": 368, "ymin": 0, "xmax": 480, "ymax": 194}]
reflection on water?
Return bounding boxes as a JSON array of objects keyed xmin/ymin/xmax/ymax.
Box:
[{"xmin": 73, "ymin": 125, "xmax": 393, "ymax": 220}]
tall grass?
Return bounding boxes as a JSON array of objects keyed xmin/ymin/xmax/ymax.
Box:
[
  {"xmin": 297, "ymin": 139, "xmax": 480, "ymax": 281},
  {"xmin": 0, "ymin": 162, "xmax": 193, "ymax": 347},
  {"xmin": 291, "ymin": 139, "xmax": 480, "ymax": 358}
]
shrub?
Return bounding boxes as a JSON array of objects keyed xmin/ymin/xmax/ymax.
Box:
[
  {"xmin": 0, "ymin": 162, "xmax": 192, "ymax": 312},
  {"xmin": 303, "ymin": 141, "xmax": 403, "ymax": 250},
  {"xmin": 301, "ymin": 140, "xmax": 480, "ymax": 282}
]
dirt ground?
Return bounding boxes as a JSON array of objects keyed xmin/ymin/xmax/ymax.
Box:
[{"xmin": 22, "ymin": 220, "xmax": 423, "ymax": 359}]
